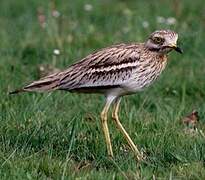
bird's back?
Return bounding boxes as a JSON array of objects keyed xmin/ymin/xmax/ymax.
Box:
[{"xmin": 58, "ymin": 43, "xmax": 167, "ymax": 95}]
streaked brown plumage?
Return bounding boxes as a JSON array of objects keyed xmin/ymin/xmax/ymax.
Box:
[{"xmin": 10, "ymin": 29, "xmax": 182, "ymax": 160}]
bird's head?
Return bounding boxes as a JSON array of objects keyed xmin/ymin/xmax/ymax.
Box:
[{"xmin": 145, "ymin": 29, "xmax": 182, "ymax": 54}]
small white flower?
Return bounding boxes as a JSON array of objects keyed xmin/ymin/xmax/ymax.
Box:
[
  {"xmin": 84, "ymin": 4, "xmax": 93, "ymax": 11},
  {"xmin": 166, "ymin": 17, "xmax": 176, "ymax": 25},
  {"xmin": 142, "ymin": 21, "xmax": 149, "ymax": 28},
  {"xmin": 157, "ymin": 16, "xmax": 165, "ymax": 24},
  {"xmin": 52, "ymin": 10, "xmax": 60, "ymax": 18},
  {"xmin": 39, "ymin": 65, "xmax": 45, "ymax": 71},
  {"xmin": 53, "ymin": 49, "xmax": 60, "ymax": 55}
]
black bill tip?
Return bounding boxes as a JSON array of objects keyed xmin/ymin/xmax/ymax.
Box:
[{"xmin": 174, "ymin": 46, "xmax": 183, "ymax": 54}]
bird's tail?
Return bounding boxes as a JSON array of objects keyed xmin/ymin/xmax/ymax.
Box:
[{"xmin": 9, "ymin": 72, "xmax": 61, "ymax": 95}]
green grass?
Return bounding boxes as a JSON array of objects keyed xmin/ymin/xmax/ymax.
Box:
[{"xmin": 1, "ymin": 0, "xmax": 205, "ymax": 179}]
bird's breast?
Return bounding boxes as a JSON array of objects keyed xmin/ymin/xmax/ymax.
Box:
[{"xmin": 122, "ymin": 56, "xmax": 167, "ymax": 93}]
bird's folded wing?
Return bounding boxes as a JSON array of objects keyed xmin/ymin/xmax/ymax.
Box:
[{"xmin": 59, "ymin": 44, "xmax": 142, "ymax": 91}]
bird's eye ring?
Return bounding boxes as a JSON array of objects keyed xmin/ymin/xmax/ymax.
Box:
[{"xmin": 153, "ymin": 37, "xmax": 163, "ymax": 44}]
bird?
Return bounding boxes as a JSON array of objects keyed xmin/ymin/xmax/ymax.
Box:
[{"xmin": 10, "ymin": 29, "xmax": 182, "ymax": 161}]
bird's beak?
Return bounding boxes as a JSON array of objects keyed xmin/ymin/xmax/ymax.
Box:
[{"xmin": 168, "ymin": 44, "xmax": 183, "ymax": 54}]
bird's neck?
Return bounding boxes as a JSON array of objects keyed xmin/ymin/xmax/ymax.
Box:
[
  {"xmin": 142, "ymin": 45, "xmax": 167, "ymax": 62},
  {"xmin": 156, "ymin": 53, "xmax": 167, "ymax": 62}
]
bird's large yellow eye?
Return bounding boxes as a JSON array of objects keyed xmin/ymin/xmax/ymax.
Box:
[{"xmin": 153, "ymin": 37, "xmax": 164, "ymax": 44}]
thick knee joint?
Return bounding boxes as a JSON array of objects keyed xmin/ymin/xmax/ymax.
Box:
[
  {"xmin": 112, "ymin": 115, "xmax": 116, "ymax": 122},
  {"xmin": 112, "ymin": 113, "xmax": 118, "ymax": 122}
]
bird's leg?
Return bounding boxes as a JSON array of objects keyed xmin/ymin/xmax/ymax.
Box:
[
  {"xmin": 100, "ymin": 97, "xmax": 115, "ymax": 157},
  {"xmin": 112, "ymin": 98, "xmax": 142, "ymax": 161}
]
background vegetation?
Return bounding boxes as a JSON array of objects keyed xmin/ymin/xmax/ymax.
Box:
[{"xmin": 1, "ymin": 0, "xmax": 205, "ymax": 179}]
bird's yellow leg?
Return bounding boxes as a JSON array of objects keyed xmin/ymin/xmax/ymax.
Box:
[
  {"xmin": 100, "ymin": 97, "xmax": 114, "ymax": 157},
  {"xmin": 112, "ymin": 98, "xmax": 142, "ymax": 161}
]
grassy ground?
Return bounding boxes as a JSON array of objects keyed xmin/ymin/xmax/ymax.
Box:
[{"xmin": 1, "ymin": 0, "xmax": 205, "ymax": 179}]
